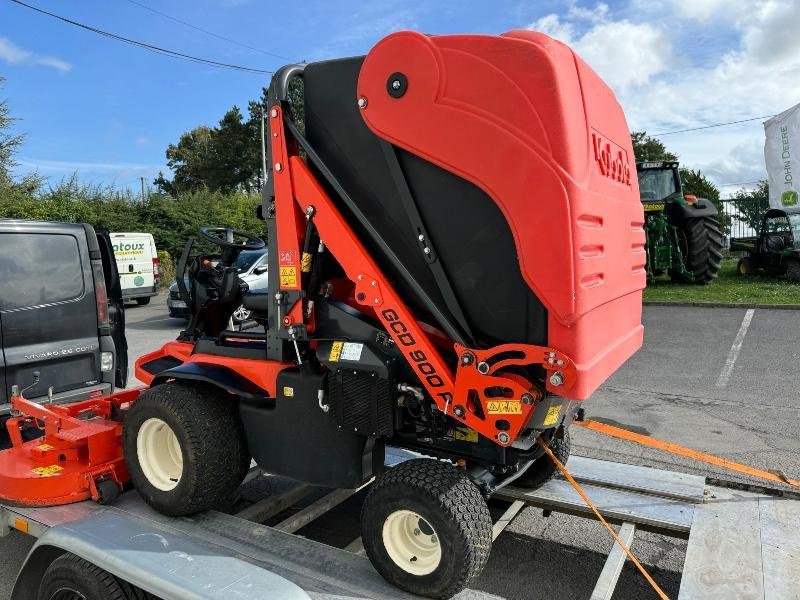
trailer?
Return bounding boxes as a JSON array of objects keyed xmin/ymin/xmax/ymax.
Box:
[{"xmin": 3, "ymin": 448, "xmax": 797, "ymax": 599}]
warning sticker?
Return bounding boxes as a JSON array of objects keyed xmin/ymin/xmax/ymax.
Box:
[
  {"xmin": 454, "ymin": 428, "xmax": 479, "ymax": 443},
  {"xmin": 340, "ymin": 342, "xmax": 364, "ymax": 362},
  {"xmin": 283, "ymin": 386, "xmax": 294, "ymax": 397},
  {"xmin": 329, "ymin": 341, "xmax": 343, "ymax": 362},
  {"xmin": 487, "ymin": 401, "xmax": 522, "ymax": 415},
  {"xmin": 31, "ymin": 465, "xmax": 63, "ymax": 477},
  {"xmin": 543, "ymin": 405, "xmax": 561, "ymax": 426},
  {"xmin": 279, "ymin": 266, "xmax": 297, "ymax": 287},
  {"xmin": 300, "ymin": 252, "xmax": 312, "ymax": 273},
  {"xmin": 37, "ymin": 443, "xmax": 54, "ymax": 451},
  {"xmin": 279, "ymin": 250, "xmax": 296, "ymax": 265}
]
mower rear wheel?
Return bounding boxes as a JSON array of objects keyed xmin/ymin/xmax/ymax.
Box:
[
  {"xmin": 37, "ymin": 553, "xmax": 156, "ymax": 600},
  {"xmin": 671, "ymin": 215, "xmax": 724, "ymax": 284},
  {"xmin": 515, "ymin": 429, "xmax": 570, "ymax": 489},
  {"xmin": 361, "ymin": 458, "xmax": 491, "ymax": 599},
  {"xmin": 123, "ymin": 382, "xmax": 250, "ymax": 516}
]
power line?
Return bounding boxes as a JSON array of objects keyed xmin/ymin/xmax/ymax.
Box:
[
  {"xmin": 123, "ymin": 0, "xmax": 292, "ymax": 62},
  {"xmin": 717, "ymin": 180, "xmax": 763, "ymax": 187},
  {"xmin": 8, "ymin": 0, "xmax": 273, "ymax": 74},
  {"xmin": 651, "ymin": 115, "xmax": 777, "ymax": 137}
]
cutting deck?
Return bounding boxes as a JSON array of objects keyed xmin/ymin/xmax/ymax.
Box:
[{"xmin": 2, "ymin": 453, "xmax": 797, "ymax": 599}]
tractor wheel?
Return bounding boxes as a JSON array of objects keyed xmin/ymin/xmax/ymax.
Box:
[
  {"xmin": 514, "ymin": 430, "xmax": 570, "ymax": 489},
  {"xmin": 37, "ymin": 553, "xmax": 156, "ymax": 600},
  {"xmin": 361, "ymin": 458, "xmax": 492, "ymax": 599},
  {"xmin": 123, "ymin": 382, "xmax": 250, "ymax": 516},
  {"xmin": 670, "ymin": 216, "xmax": 724, "ymax": 284},
  {"xmin": 737, "ymin": 257, "xmax": 756, "ymax": 276},
  {"xmin": 787, "ymin": 260, "xmax": 800, "ymax": 283}
]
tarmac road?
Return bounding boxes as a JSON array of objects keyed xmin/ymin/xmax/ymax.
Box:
[{"xmin": 1, "ymin": 300, "xmax": 798, "ymax": 599}]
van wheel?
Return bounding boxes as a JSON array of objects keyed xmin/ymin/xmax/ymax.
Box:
[
  {"xmin": 37, "ymin": 553, "xmax": 156, "ymax": 600},
  {"xmin": 123, "ymin": 382, "xmax": 250, "ymax": 516},
  {"xmin": 361, "ymin": 459, "xmax": 492, "ymax": 599},
  {"xmin": 136, "ymin": 297, "xmax": 151, "ymax": 306}
]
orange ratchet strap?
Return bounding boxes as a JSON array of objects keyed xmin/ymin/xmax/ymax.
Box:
[
  {"xmin": 537, "ymin": 438, "xmax": 670, "ymax": 600},
  {"xmin": 574, "ymin": 419, "xmax": 800, "ymax": 487}
]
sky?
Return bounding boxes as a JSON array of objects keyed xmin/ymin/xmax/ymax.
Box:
[{"xmin": 0, "ymin": 0, "xmax": 798, "ymax": 196}]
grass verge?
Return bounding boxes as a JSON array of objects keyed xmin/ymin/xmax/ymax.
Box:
[{"xmin": 643, "ymin": 259, "xmax": 800, "ymax": 304}]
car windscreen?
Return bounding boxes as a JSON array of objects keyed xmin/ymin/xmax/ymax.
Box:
[
  {"xmin": 0, "ymin": 233, "xmax": 85, "ymax": 311},
  {"xmin": 235, "ymin": 250, "xmax": 266, "ymax": 273},
  {"xmin": 638, "ymin": 168, "xmax": 678, "ymax": 201}
]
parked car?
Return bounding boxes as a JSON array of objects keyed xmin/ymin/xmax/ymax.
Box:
[
  {"xmin": 111, "ymin": 232, "xmax": 160, "ymax": 305},
  {"xmin": 0, "ymin": 220, "xmax": 127, "ymax": 425},
  {"xmin": 730, "ymin": 207, "xmax": 800, "ymax": 282},
  {"xmin": 167, "ymin": 248, "xmax": 267, "ymax": 323}
]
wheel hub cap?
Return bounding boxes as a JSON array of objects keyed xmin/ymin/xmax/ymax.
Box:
[
  {"xmin": 137, "ymin": 417, "xmax": 183, "ymax": 491},
  {"xmin": 382, "ymin": 510, "xmax": 442, "ymax": 576}
]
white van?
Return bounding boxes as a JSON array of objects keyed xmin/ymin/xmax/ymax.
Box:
[{"xmin": 111, "ymin": 232, "xmax": 160, "ymax": 305}]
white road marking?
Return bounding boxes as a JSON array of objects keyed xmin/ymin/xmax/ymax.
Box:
[{"xmin": 715, "ymin": 308, "xmax": 755, "ymax": 388}]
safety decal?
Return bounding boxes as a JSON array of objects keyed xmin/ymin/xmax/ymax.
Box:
[
  {"xmin": 279, "ymin": 250, "xmax": 296, "ymax": 265},
  {"xmin": 340, "ymin": 342, "xmax": 363, "ymax": 361},
  {"xmin": 454, "ymin": 428, "xmax": 479, "ymax": 443},
  {"xmin": 329, "ymin": 341, "xmax": 343, "ymax": 362},
  {"xmin": 31, "ymin": 465, "xmax": 63, "ymax": 477},
  {"xmin": 543, "ymin": 405, "xmax": 561, "ymax": 426},
  {"xmin": 37, "ymin": 443, "xmax": 54, "ymax": 451},
  {"xmin": 283, "ymin": 386, "xmax": 294, "ymax": 397},
  {"xmin": 486, "ymin": 401, "xmax": 522, "ymax": 415},
  {"xmin": 301, "ymin": 252, "xmax": 313, "ymax": 273},
  {"xmin": 279, "ymin": 266, "xmax": 297, "ymax": 287}
]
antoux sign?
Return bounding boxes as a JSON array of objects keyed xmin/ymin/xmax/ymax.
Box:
[
  {"xmin": 764, "ymin": 103, "xmax": 800, "ymax": 208},
  {"xmin": 592, "ymin": 131, "xmax": 631, "ymax": 186}
]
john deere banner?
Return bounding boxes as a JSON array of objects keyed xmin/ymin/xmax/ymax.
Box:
[{"xmin": 765, "ymin": 102, "xmax": 800, "ymax": 208}]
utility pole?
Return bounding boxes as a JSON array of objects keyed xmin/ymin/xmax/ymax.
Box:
[{"xmin": 140, "ymin": 176, "xmax": 146, "ymax": 201}]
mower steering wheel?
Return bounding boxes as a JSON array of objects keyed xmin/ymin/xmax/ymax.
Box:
[{"xmin": 199, "ymin": 227, "xmax": 265, "ymax": 251}]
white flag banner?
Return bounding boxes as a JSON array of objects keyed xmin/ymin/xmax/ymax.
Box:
[{"xmin": 764, "ymin": 103, "xmax": 800, "ymax": 208}]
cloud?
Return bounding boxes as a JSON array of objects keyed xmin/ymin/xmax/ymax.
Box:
[
  {"xmin": 0, "ymin": 37, "xmax": 71, "ymax": 73},
  {"xmin": 526, "ymin": 1, "xmax": 800, "ymax": 188}
]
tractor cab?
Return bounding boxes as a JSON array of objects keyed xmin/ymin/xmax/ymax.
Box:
[{"xmin": 732, "ymin": 206, "xmax": 800, "ymax": 282}]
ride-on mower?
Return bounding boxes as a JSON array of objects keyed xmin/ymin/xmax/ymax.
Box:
[{"xmin": 1, "ymin": 31, "xmax": 644, "ymax": 599}]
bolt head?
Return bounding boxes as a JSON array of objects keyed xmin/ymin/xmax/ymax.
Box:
[
  {"xmin": 274, "ymin": 162, "xmax": 282, "ymax": 172},
  {"xmin": 477, "ymin": 361, "xmax": 489, "ymax": 375},
  {"xmin": 521, "ymin": 393, "xmax": 534, "ymax": 405},
  {"xmin": 373, "ymin": 298, "xmax": 380, "ymax": 304},
  {"xmin": 453, "ymin": 405, "xmax": 465, "ymax": 418},
  {"xmin": 423, "ymin": 247, "xmax": 431, "ymax": 255},
  {"xmin": 270, "ymin": 108, "xmax": 278, "ymax": 118},
  {"xmin": 549, "ymin": 371, "xmax": 564, "ymax": 386},
  {"xmin": 392, "ymin": 80, "xmax": 401, "ymax": 90},
  {"xmin": 357, "ymin": 97, "xmax": 367, "ymax": 108},
  {"xmin": 371, "ymin": 280, "xmax": 377, "ymax": 286},
  {"xmin": 461, "ymin": 353, "xmax": 474, "ymax": 366},
  {"xmin": 497, "ymin": 432, "xmax": 510, "ymax": 444}
]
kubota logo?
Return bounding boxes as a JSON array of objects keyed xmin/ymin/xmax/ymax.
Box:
[{"xmin": 592, "ymin": 131, "xmax": 631, "ymax": 186}]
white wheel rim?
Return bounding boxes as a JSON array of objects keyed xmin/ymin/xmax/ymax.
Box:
[
  {"xmin": 137, "ymin": 418, "xmax": 183, "ymax": 491},
  {"xmin": 382, "ymin": 510, "xmax": 442, "ymax": 576},
  {"xmin": 233, "ymin": 305, "xmax": 251, "ymax": 322}
]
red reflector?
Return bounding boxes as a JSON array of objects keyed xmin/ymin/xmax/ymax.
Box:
[
  {"xmin": 90, "ymin": 390, "xmax": 103, "ymax": 398},
  {"xmin": 684, "ymin": 194, "xmax": 697, "ymax": 203}
]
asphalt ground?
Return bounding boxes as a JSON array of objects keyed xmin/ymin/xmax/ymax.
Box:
[{"xmin": 1, "ymin": 299, "xmax": 798, "ymax": 599}]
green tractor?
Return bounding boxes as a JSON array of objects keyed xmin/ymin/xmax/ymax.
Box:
[{"xmin": 638, "ymin": 161, "xmax": 724, "ymax": 284}]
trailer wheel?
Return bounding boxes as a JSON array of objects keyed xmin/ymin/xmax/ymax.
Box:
[
  {"xmin": 361, "ymin": 458, "xmax": 491, "ymax": 599},
  {"xmin": 737, "ymin": 256, "xmax": 755, "ymax": 275},
  {"xmin": 787, "ymin": 260, "xmax": 800, "ymax": 283},
  {"xmin": 515, "ymin": 429, "xmax": 570, "ymax": 489},
  {"xmin": 37, "ymin": 553, "xmax": 148, "ymax": 600},
  {"xmin": 671, "ymin": 215, "xmax": 724, "ymax": 284},
  {"xmin": 124, "ymin": 382, "xmax": 250, "ymax": 516}
]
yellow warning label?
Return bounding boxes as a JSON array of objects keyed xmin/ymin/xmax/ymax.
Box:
[
  {"xmin": 31, "ymin": 465, "xmax": 63, "ymax": 477},
  {"xmin": 300, "ymin": 252, "xmax": 313, "ymax": 273},
  {"xmin": 279, "ymin": 266, "xmax": 297, "ymax": 287},
  {"xmin": 486, "ymin": 401, "xmax": 522, "ymax": 415},
  {"xmin": 454, "ymin": 428, "xmax": 479, "ymax": 443},
  {"xmin": 643, "ymin": 203, "xmax": 665, "ymax": 212},
  {"xmin": 543, "ymin": 405, "xmax": 561, "ymax": 426},
  {"xmin": 37, "ymin": 443, "xmax": 54, "ymax": 451},
  {"xmin": 283, "ymin": 386, "xmax": 294, "ymax": 397},
  {"xmin": 329, "ymin": 341, "xmax": 343, "ymax": 362}
]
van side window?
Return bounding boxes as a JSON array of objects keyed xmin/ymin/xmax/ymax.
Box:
[{"xmin": 0, "ymin": 233, "xmax": 85, "ymax": 311}]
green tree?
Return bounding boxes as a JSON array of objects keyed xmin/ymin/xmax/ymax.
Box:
[
  {"xmin": 0, "ymin": 76, "xmax": 24, "ymax": 186},
  {"xmin": 630, "ymin": 131, "xmax": 678, "ymax": 163},
  {"xmin": 730, "ymin": 180, "xmax": 769, "ymax": 231}
]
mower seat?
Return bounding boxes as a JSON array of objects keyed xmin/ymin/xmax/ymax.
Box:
[{"xmin": 241, "ymin": 291, "xmax": 270, "ymax": 317}]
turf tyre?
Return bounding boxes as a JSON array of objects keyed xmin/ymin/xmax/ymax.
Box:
[
  {"xmin": 123, "ymin": 381, "xmax": 250, "ymax": 516},
  {"xmin": 514, "ymin": 430, "xmax": 570, "ymax": 489},
  {"xmin": 37, "ymin": 553, "xmax": 156, "ymax": 600},
  {"xmin": 670, "ymin": 215, "xmax": 724, "ymax": 284},
  {"xmin": 361, "ymin": 459, "xmax": 492, "ymax": 599}
]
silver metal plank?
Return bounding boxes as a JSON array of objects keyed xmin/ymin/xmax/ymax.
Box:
[
  {"xmin": 566, "ymin": 456, "xmax": 706, "ymax": 503},
  {"xmin": 275, "ymin": 484, "xmax": 368, "ymax": 534},
  {"xmin": 492, "ymin": 500, "xmax": 525, "ymax": 541},
  {"xmin": 236, "ymin": 483, "xmax": 315, "ymax": 523},
  {"xmin": 497, "ymin": 479, "xmax": 695, "ymax": 535},
  {"xmin": 343, "ymin": 536, "xmax": 365, "ymax": 555},
  {"xmin": 589, "ymin": 522, "xmax": 636, "ymax": 600},
  {"xmin": 678, "ymin": 488, "xmax": 764, "ymax": 600},
  {"xmin": 759, "ymin": 497, "xmax": 800, "ymax": 600}
]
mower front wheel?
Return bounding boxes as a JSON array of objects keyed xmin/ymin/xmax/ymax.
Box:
[
  {"xmin": 361, "ymin": 458, "xmax": 492, "ymax": 599},
  {"xmin": 514, "ymin": 430, "xmax": 570, "ymax": 489},
  {"xmin": 123, "ymin": 382, "xmax": 250, "ymax": 516}
]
